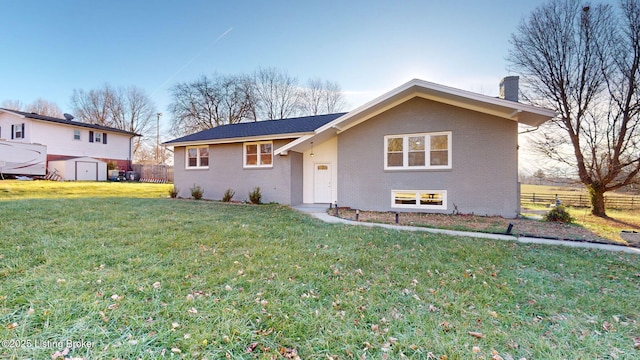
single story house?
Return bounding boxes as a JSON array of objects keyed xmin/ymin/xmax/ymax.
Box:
[
  {"xmin": 0, "ymin": 109, "xmax": 140, "ymax": 173},
  {"xmin": 165, "ymin": 78, "xmax": 556, "ymax": 218}
]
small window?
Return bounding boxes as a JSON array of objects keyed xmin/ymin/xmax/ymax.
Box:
[
  {"xmin": 73, "ymin": 129, "xmax": 81, "ymax": 140},
  {"xmin": 391, "ymin": 190, "xmax": 447, "ymax": 210},
  {"xmin": 244, "ymin": 141, "xmax": 272, "ymax": 168},
  {"xmin": 384, "ymin": 132, "xmax": 451, "ymax": 170},
  {"xmin": 12, "ymin": 123, "xmax": 25, "ymax": 139},
  {"xmin": 186, "ymin": 146, "xmax": 209, "ymax": 169},
  {"xmin": 94, "ymin": 132, "xmax": 102, "ymax": 143}
]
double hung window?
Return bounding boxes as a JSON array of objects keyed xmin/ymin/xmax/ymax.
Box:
[
  {"xmin": 244, "ymin": 141, "xmax": 272, "ymax": 168},
  {"xmin": 186, "ymin": 146, "xmax": 209, "ymax": 169},
  {"xmin": 384, "ymin": 132, "xmax": 451, "ymax": 170}
]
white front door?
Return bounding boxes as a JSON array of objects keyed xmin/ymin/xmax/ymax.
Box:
[
  {"xmin": 313, "ymin": 163, "xmax": 332, "ymax": 203},
  {"xmin": 76, "ymin": 161, "xmax": 97, "ymax": 181}
]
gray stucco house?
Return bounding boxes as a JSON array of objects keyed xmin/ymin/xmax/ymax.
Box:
[{"xmin": 165, "ymin": 78, "xmax": 555, "ymax": 218}]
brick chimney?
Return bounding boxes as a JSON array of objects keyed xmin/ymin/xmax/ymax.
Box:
[{"xmin": 499, "ymin": 76, "xmax": 519, "ymax": 102}]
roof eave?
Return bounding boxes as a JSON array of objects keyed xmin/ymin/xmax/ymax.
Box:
[
  {"xmin": 163, "ymin": 131, "xmax": 312, "ymax": 147},
  {"xmin": 1, "ymin": 109, "xmax": 141, "ymax": 137},
  {"xmin": 312, "ymin": 79, "xmax": 556, "ymax": 134}
]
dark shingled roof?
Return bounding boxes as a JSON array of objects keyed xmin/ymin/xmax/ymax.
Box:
[
  {"xmin": 164, "ymin": 112, "xmax": 347, "ymax": 144},
  {"xmin": 1, "ymin": 108, "xmax": 141, "ymax": 136}
]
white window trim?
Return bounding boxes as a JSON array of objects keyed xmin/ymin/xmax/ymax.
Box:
[
  {"xmin": 73, "ymin": 129, "xmax": 81, "ymax": 141},
  {"xmin": 185, "ymin": 145, "xmax": 209, "ymax": 169},
  {"xmin": 391, "ymin": 190, "xmax": 447, "ymax": 210},
  {"xmin": 384, "ymin": 131, "xmax": 452, "ymax": 170},
  {"xmin": 94, "ymin": 132, "xmax": 102, "ymax": 144},
  {"xmin": 243, "ymin": 141, "xmax": 273, "ymax": 168}
]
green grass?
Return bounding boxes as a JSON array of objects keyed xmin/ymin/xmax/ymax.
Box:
[
  {"xmin": 0, "ymin": 182, "xmax": 639, "ymax": 359},
  {"xmin": 522, "ymin": 184, "xmax": 640, "ymax": 241},
  {"xmin": 0, "ymin": 180, "xmax": 173, "ymax": 199}
]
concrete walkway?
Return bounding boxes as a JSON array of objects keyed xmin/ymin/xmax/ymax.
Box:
[{"xmin": 292, "ymin": 204, "xmax": 640, "ymax": 255}]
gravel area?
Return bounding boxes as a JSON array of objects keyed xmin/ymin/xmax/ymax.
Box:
[{"xmin": 330, "ymin": 208, "xmax": 618, "ymax": 245}]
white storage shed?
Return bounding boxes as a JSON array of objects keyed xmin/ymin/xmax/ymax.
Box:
[{"xmin": 48, "ymin": 157, "xmax": 107, "ymax": 181}]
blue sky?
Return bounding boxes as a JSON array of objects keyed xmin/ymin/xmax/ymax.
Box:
[{"xmin": 1, "ymin": 0, "xmax": 549, "ymax": 137}]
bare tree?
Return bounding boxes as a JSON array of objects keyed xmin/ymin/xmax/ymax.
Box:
[
  {"xmin": 169, "ymin": 74, "xmax": 255, "ymax": 136},
  {"xmin": 25, "ymin": 98, "xmax": 64, "ymax": 118},
  {"xmin": 110, "ymin": 86, "xmax": 157, "ymax": 154},
  {"xmin": 71, "ymin": 85, "xmax": 114, "ymax": 126},
  {"xmin": 2, "ymin": 98, "xmax": 63, "ymax": 117},
  {"xmin": 71, "ymin": 83, "xmax": 157, "ymax": 156},
  {"xmin": 2, "ymin": 100, "xmax": 24, "ymax": 111},
  {"xmin": 134, "ymin": 140, "xmax": 172, "ymax": 165},
  {"xmin": 300, "ymin": 78, "xmax": 346, "ymax": 115},
  {"xmin": 509, "ymin": 0, "xmax": 640, "ymax": 217},
  {"xmin": 252, "ymin": 67, "xmax": 300, "ymax": 120}
]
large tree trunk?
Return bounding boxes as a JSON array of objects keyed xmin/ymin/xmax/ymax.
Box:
[{"xmin": 588, "ymin": 184, "xmax": 607, "ymax": 217}]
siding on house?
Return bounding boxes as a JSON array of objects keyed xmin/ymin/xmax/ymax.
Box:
[
  {"xmin": 0, "ymin": 110, "xmax": 136, "ymax": 170},
  {"xmin": 174, "ymin": 139, "xmax": 304, "ymax": 204},
  {"xmin": 337, "ymin": 97, "xmax": 520, "ymax": 217}
]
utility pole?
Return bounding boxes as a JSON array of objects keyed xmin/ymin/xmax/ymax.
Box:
[{"xmin": 156, "ymin": 112, "xmax": 162, "ymax": 164}]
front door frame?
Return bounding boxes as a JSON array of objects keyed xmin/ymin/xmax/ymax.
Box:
[{"xmin": 313, "ymin": 162, "xmax": 332, "ymax": 203}]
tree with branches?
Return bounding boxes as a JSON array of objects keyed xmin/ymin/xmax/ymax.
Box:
[
  {"xmin": 71, "ymin": 84, "xmax": 157, "ymax": 155},
  {"xmin": 2, "ymin": 98, "xmax": 63, "ymax": 117},
  {"xmin": 169, "ymin": 74, "xmax": 254, "ymax": 136},
  {"xmin": 300, "ymin": 78, "xmax": 346, "ymax": 115},
  {"xmin": 252, "ymin": 67, "xmax": 300, "ymax": 120},
  {"xmin": 509, "ymin": 0, "xmax": 640, "ymax": 217}
]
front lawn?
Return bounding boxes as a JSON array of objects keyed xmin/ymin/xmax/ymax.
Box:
[{"xmin": 0, "ymin": 183, "xmax": 638, "ymax": 359}]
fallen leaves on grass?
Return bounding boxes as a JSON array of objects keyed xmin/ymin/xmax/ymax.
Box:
[
  {"xmin": 279, "ymin": 347, "xmax": 301, "ymax": 359},
  {"xmin": 440, "ymin": 320, "xmax": 452, "ymax": 332},
  {"xmin": 245, "ymin": 342, "xmax": 259, "ymax": 353},
  {"xmin": 51, "ymin": 347, "xmax": 70, "ymax": 359},
  {"xmin": 602, "ymin": 321, "xmax": 615, "ymax": 332},
  {"xmin": 468, "ymin": 331, "xmax": 484, "ymax": 339}
]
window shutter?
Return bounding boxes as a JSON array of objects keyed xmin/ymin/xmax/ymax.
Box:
[
  {"xmin": 11, "ymin": 125, "xmax": 14, "ymax": 139},
  {"xmin": 103, "ymin": 133, "xmax": 107, "ymax": 144},
  {"xmin": 89, "ymin": 131, "xmax": 94, "ymax": 143},
  {"xmin": 21, "ymin": 123, "xmax": 25, "ymax": 138}
]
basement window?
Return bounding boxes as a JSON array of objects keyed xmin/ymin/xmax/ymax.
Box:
[{"xmin": 391, "ymin": 190, "xmax": 447, "ymax": 210}]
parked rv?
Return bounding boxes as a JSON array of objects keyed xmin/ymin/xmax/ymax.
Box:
[{"xmin": 0, "ymin": 140, "xmax": 47, "ymax": 177}]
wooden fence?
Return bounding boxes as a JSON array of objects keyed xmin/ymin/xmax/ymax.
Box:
[
  {"xmin": 131, "ymin": 164, "xmax": 173, "ymax": 183},
  {"xmin": 521, "ymin": 192, "xmax": 639, "ymax": 210}
]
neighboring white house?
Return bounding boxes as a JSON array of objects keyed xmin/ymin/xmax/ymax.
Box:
[{"xmin": 0, "ymin": 109, "xmax": 140, "ymax": 178}]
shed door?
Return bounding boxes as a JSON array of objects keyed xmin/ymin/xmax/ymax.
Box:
[
  {"xmin": 76, "ymin": 161, "xmax": 98, "ymax": 181},
  {"xmin": 313, "ymin": 163, "xmax": 332, "ymax": 203}
]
